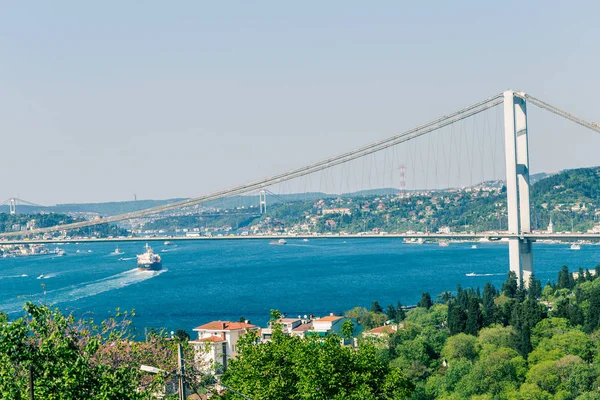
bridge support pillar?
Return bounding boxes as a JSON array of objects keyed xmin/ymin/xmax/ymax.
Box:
[
  {"xmin": 9, "ymin": 198, "xmax": 16, "ymax": 215},
  {"xmin": 259, "ymin": 190, "xmax": 267, "ymax": 214},
  {"xmin": 504, "ymin": 90, "xmax": 533, "ymax": 285}
]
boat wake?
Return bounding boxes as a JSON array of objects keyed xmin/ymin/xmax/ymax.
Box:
[
  {"xmin": 119, "ymin": 257, "xmax": 136, "ymax": 261},
  {"xmin": 36, "ymin": 273, "xmax": 59, "ymax": 280},
  {"xmin": 465, "ymin": 273, "xmax": 505, "ymax": 277},
  {"xmin": 0, "ymin": 274, "xmax": 29, "ymax": 280},
  {"xmin": 0, "ymin": 269, "xmax": 167, "ymax": 314}
]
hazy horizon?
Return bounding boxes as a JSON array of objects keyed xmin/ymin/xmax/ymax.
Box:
[{"xmin": 2, "ymin": 1, "xmax": 600, "ymax": 205}]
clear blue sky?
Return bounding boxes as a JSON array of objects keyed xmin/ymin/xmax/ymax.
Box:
[{"xmin": 1, "ymin": 1, "xmax": 599, "ymax": 204}]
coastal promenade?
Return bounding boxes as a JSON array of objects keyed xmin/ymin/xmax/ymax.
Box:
[{"xmin": 3, "ymin": 232, "xmax": 600, "ymax": 245}]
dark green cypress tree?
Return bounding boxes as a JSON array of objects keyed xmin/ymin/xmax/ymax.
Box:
[
  {"xmin": 482, "ymin": 282, "xmax": 497, "ymax": 326},
  {"xmin": 515, "ymin": 277, "xmax": 526, "ymax": 302},
  {"xmin": 456, "ymin": 285, "xmax": 469, "ymax": 310},
  {"xmin": 418, "ymin": 292, "xmax": 433, "ymax": 310},
  {"xmin": 386, "ymin": 304, "xmax": 396, "ymax": 321},
  {"xmin": 527, "ymin": 274, "xmax": 542, "ymax": 301},
  {"xmin": 585, "ymin": 285, "xmax": 600, "ymax": 332},
  {"xmin": 396, "ymin": 301, "xmax": 406, "ymax": 321},
  {"xmin": 558, "ymin": 265, "xmax": 572, "ymax": 290},
  {"xmin": 502, "ymin": 271, "xmax": 518, "ymax": 298},
  {"xmin": 447, "ymin": 301, "xmax": 466, "ymax": 335},
  {"xmin": 465, "ymin": 297, "xmax": 483, "ymax": 335},
  {"xmin": 371, "ymin": 301, "xmax": 383, "ymax": 313},
  {"xmin": 577, "ymin": 267, "xmax": 586, "ymax": 284}
]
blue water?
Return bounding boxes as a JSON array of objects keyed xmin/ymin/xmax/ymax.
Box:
[{"xmin": 0, "ymin": 240, "xmax": 598, "ymax": 334}]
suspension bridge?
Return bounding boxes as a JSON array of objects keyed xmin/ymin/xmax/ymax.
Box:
[{"xmin": 2, "ymin": 89, "xmax": 600, "ymax": 284}]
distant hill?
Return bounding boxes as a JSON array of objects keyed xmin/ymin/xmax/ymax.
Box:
[
  {"xmin": 3, "ymin": 167, "xmax": 598, "ymax": 219},
  {"xmin": 531, "ymin": 167, "xmax": 600, "ymax": 207}
]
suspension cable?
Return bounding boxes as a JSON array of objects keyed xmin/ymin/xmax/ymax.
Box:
[
  {"xmin": 0, "ymin": 94, "xmax": 503, "ymax": 237},
  {"xmin": 517, "ymin": 93, "xmax": 600, "ymax": 134}
]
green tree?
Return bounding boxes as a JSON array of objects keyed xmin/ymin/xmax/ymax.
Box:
[
  {"xmin": 465, "ymin": 297, "xmax": 483, "ymax": 335},
  {"xmin": 528, "ymin": 274, "xmax": 543, "ymax": 300},
  {"xmin": 482, "ymin": 282, "xmax": 498, "ymax": 326},
  {"xmin": 174, "ymin": 329, "xmax": 190, "ymax": 342},
  {"xmin": 386, "ymin": 304, "xmax": 397, "ymax": 321},
  {"xmin": 223, "ymin": 329, "xmax": 413, "ymax": 399},
  {"xmin": 442, "ymin": 333, "xmax": 478, "ymax": 363},
  {"xmin": 371, "ymin": 301, "xmax": 383, "ymax": 313},
  {"xmin": 0, "ymin": 303, "xmax": 178, "ymax": 400},
  {"xmin": 418, "ymin": 293, "xmax": 433, "ymax": 310},
  {"xmin": 502, "ymin": 271, "xmax": 518, "ymax": 298},
  {"xmin": 558, "ymin": 265, "xmax": 573, "ymax": 290},
  {"xmin": 396, "ymin": 302, "xmax": 406, "ymax": 321},
  {"xmin": 341, "ymin": 319, "xmax": 355, "ymax": 340}
]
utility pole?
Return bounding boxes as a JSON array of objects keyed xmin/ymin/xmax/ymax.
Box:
[{"xmin": 177, "ymin": 342, "xmax": 186, "ymax": 400}]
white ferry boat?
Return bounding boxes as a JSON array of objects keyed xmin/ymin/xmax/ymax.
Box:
[{"xmin": 137, "ymin": 244, "xmax": 162, "ymax": 271}]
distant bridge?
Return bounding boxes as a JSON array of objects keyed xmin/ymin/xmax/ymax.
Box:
[{"xmin": 3, "ymin": 89, "xmax": 600, "ymax": 283}]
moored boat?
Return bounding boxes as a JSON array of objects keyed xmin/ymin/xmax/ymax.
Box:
[
  {"xmin": 570, "ymin": 243, "xmax": 581, "ymax": 250},
  {"xmin": 270, "ymin": 239, "xmax": 287, "ymax": 245}
]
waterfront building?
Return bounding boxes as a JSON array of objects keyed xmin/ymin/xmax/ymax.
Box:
[
  {"xmin": 189, "ymin": 321, "xmax": 258, "ymax": 373},
  {"xmin": 260, "ymin": 314, "xmax": 361, "ymax": 341},
  {"xmin": 363, "ymin": 324, "xmax": 399, "ymax": 339},
  {"xmin": 260, "ymin": 317, "xmax": 316, "ymax": 341},
  {"xmin": 308, "ymin": 314, "xmax": 351, "ymax": 337}
]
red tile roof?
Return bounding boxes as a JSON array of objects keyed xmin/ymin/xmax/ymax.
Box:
[
  {"xmin": 367, "ymin": 325, "xmax": 396, "ymax": 335},
  {"xmin": 279, "ymin": 318, "xmax": 301, "ymax": 323},
  {"xmin": 193, "ymin": 321, "xmax": 257, "ymax": 331},
  {"xmin": 292, "ymin": 322, "xmax": 313, "ymax": 332},
  {"xmin": 315, "ymin": 315, "xmax": 343, "ymax": 322}
]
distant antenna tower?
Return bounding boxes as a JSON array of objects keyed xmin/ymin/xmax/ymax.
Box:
[
  {"xmin": 133, "ymin": 193, "xmax": 137, "ymax": 201},
  {"xmin": 399, "ymin": 164, "xmax": 406, "ymax": 197},
  {"xmin": 259, "ymin": 190, "xmax": 267, "ymax": 214}
]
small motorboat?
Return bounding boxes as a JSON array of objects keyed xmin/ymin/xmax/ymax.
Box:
[
  {"xmin": 471, "ymin": 245, "xmax": 477, "ymax": 249},
  {"xmin": 465, "ymin": 272, "xmax": 476, "ymax": 277},
  {"xmin": 571, "ymin": 244, "xmax": 581, "ymax": 250},
  {"xmin": 270, "ymin": 239, "xmax": 287, "ymax": 245},
  {"xmin": 37, "ymin": 274, "xmax": 45, "ymax": 279}
]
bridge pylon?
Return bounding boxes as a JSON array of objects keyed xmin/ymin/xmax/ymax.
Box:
[
  {"xmin": 259, "ymin": 190, "xmax": 267, "ymax": 214},
  {"xmin": 504, "ymin": 90, "xmax": 533, "ymax": 285}
]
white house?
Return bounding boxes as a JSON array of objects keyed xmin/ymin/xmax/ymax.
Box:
[{"xmin": 189, "ymin": 321, "xmax": 258, "ymax": 373}]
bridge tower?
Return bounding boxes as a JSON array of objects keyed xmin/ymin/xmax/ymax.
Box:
[
  {"xmin": 9, "ymin": 198, "xmax": 16, "ymax": 215},
  {"xmin": 504, "ymin": 90, "xmax": 533, "ymax": 284},
  {"xmin": 259, "ymin": 190, "xmax": 267, "ymax": 214}
]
